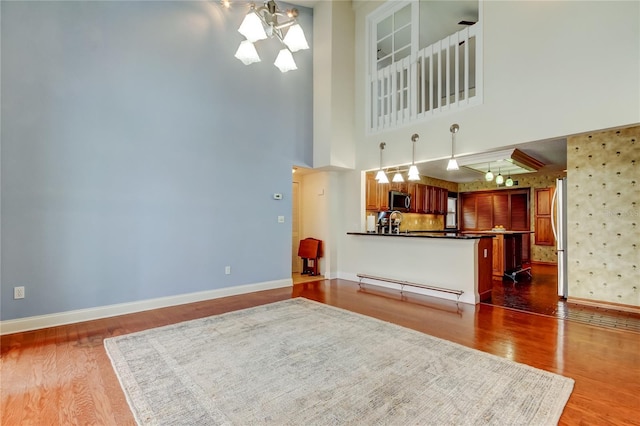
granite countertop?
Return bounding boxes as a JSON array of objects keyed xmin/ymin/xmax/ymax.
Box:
[
  {"xmin": 346, "ymin": 231, "xmax": 495, "ymax": 240},
  {"xmin": 460, "ymin": 230, "xmax": 534, "ymax": 234}
]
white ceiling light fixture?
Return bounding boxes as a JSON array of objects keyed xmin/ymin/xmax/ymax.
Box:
[
  {"xmin": 234, "ymin": 40, "xmax": 261, "ymax": 65},
  {"xmin": 392, "ymin": 168, "xmax": 405, "ymax": 183},
  {"xmin": 375, "ymin": 142, "xmax": 389, "ymax": 184},
  {"xmin": 446, "ymin": 124, "xmax": 460, "ymax": 171},
  {"xmin": 495, "ymin": 167, "xmax": 504, "ymax": 185},
  {"xmin": 485, "ymin": 163, "xmax": 494, "ymax": 182},
  {"xmin": 234, "ymin": 0, "xmax": 309, "ymax": 72},
  {"xmin": 505, "ymin": 176, "xmax": 514, "ymax": 187},
  {"xmin": 408, "ymin": 133, "xmax": 421, "ymax": 181}
]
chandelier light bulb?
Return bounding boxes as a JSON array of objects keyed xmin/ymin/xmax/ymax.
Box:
[
  {"xmin": 283, "ymin": 24, "xmax": 309, "ymax": 52},
  {"xmin": 238, "ymin": 12, "xmax": 267, "ymax": 42},
  {"xmin": 392, "ymin": 170, "xmax": 405, "ymax": 183},
  {"xmin": 274, "ymin": 49, "xmax": 297, "ymax": 72},
  {"xmin": 234, "ymin": 40, "xmax": 261, "ymax": 65}
]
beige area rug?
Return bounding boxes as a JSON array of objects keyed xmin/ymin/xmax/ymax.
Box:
[{"xmin": 104, "ymin": 298, "xmax": 574, "ymax": 425}]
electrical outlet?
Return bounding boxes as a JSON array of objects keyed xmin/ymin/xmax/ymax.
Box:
[
  {"xmin": 14, "ymin": 286, "xmax": 25, "ymax": 299},
  {"xmin": 225, "ymin": 266, "xmax": 231, "ymax": 275},
  {"xmin": 278, "ymin": 216, "xmax": 285, "ymax": 223}
]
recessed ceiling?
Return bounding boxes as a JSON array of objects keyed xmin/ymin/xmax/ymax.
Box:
[{"xmin": 414, "ymin": 138, "xmax": 567, "ymax": 183}]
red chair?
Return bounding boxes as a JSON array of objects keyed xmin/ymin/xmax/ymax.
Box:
[{"xmin": 298, "ymin": 238, "xmax": 322, "ymax": 276}]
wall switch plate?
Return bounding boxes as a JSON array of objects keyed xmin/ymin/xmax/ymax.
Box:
[
  {"xmin": 14, "ymin": 286, "xmax": 25, "ymax": 299},
  {"xmin": 278, "ymin": 216, "xmax": 285, "ymax": 223},
  {"xmin": 273, "ymin": 193, "xmax": 283, "ymax": 200},
  {"xmin": 225, "ymin": 266, "xmax": 231, "ymax": 275}
]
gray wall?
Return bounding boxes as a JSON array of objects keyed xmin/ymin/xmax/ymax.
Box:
[{"xmin": 1, "ymin": 1, "xmax": 313, "ymax": 320}]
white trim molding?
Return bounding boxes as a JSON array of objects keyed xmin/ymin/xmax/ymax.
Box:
[{"xmin": 0, "ymin": 279, "xmax": 292, "ymax": 336}]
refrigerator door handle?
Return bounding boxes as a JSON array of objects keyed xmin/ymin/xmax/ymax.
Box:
[{"xmin": 551, "ymin": 185, "xmax": 559, "ymax": 244}]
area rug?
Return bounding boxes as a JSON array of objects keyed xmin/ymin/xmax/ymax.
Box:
[{"xmin": 104, "ymin": 298, "xmax": 574, "ymax": 425}]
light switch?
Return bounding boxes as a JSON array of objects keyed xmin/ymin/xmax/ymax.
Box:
[{"xmin": 278, "ymin": 216, "xmax": 285, "ymax": 223}]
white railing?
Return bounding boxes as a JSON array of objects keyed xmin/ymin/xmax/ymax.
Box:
[{"xmin": 369, "ymin": 23, "xmax": 482, "ymax": 133}]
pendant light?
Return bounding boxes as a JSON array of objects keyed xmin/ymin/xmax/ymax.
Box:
[
  {"xmin": 446, "ymin": 124, "xmax": 460, "ymax": 171},
  {"xmin": 408, "ymin": 133, "xmax": 420, "ymax": 181},
  {"xmin": 485, "ymin": 163, "xmax": 494, "ymax": 182},
  {"xmin": 375, "ymin": 142, "xmax": 389, "ymax": 184},
  {"xmin": 505, "ymin": 176, "xmax": 514, "ymax": 187},
  {"xmin": 392, "ymin": 168, "xmax": 405, "ymax": 183},
  {"xmin": 495, "ymin": 167, "xmax": 504, "ymax": 185}
]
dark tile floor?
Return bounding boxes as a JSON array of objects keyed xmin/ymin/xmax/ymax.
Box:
[{"xmin": 484, "ymin": 264, "xmax": 640, "ymax": 333}]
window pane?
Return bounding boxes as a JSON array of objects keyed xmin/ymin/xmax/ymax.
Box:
[
  {"xmin": 377, "ymin": 16, "xmax": 392, "ymax": 40},
  {"xmin": 377, "ymin": 56, "xmax": 392, "ymax": 70},
  {"xmin": 377, "ymin": 36, "xmax": 392, "ymax": 60},
  {"xmin": 395, "ymin": 45, "xmax": 411, "ymax": 62},
  {"xmin": 394, "ymin": 4, "xmax": 411, "ymax": 29},
  {"xmin": 394, "ymin": 26, "xmax": 411, "ymax": 52}
]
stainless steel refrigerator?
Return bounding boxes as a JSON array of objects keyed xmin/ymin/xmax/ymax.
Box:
[{"xmin": 551, "ymin": 177, "xmax": 568, "ymax": 297}]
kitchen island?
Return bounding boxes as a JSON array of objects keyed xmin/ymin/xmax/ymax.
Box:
[
  {"xmin": 461, "ymin": 231, "xmax": 533, "ymax": 281},
  {"xmin": 343, "ymin": 232, "xmax": 494, "ymax": 304}
]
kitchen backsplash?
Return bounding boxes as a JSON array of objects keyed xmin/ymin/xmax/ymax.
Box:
[
  {"xmin": 399, "ymin": 213, "xmax": 445, "ymax": 231},
  {"xmin": 567, "ymin": 125, "xmax": 639, "ymax": 307}
]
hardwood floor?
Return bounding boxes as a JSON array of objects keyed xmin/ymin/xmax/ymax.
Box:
[
  {"xmin": 486, "ymin": 264, "xmax": 640, "ymax": 333},
  {"xmin": 2, "ymin": 279, "xmax": 639, "ymax": 425}
]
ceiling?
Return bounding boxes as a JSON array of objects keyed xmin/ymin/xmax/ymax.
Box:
[{"xmin": 414, "ymin": 138, "xmax": 567, "ymax": 183}]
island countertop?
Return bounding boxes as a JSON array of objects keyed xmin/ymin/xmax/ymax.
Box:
[{"xmin": 346, "ymin": 231, "xmax": 495, "ymax": 240}]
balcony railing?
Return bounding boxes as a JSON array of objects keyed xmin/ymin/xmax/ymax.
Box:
[{"xmin": 368, "ymin": 23, "xmax": 482, "ymax": 133}]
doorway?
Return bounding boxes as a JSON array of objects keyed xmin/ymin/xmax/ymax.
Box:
[{"xmin": 291, "ymin": 167, "xmax": 326, "ymax": 285}]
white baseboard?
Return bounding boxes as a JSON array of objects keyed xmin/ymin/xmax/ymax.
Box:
[{"xmin": 0, "ymin": 279, "xmax": 292, "ymax": 336}]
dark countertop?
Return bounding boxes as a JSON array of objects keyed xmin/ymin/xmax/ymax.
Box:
[
  {"xmin": 460, "ymin": 230, "xmax": 534, "ymax": 235},
  {"xmin": 347, "ymin": 231, "xmax": 495, "ymax": 240}
]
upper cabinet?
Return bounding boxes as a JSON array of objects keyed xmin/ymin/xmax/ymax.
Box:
[
  {"xmin": 534, "ymin": 187, "xmax": 555, "ymax": 246},
  {"xmin": 366, "ymin": 173, "xmax": 449, "ymax": 214},
  {"xmin": 460, "ymin": 189, "xmax": 530, "ymax": 231}
]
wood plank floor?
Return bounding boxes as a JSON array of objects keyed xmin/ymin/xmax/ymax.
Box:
[
  {"xmin": 1, "ymin": 279, "xmax": 639, "ymax": 425},
  {"xmin": 486, "ymin": 264, "xmax": 640, "ymax": 333}
]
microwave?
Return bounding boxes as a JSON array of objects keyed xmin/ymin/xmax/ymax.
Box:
[{"xmin": 389, "ymin": 190, "xmax": 411, "ymax": 211}]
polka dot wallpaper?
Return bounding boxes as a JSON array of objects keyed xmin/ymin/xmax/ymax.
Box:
[{"xmin": 567, "ymin": 125, "xmax": 639, "ymax": 306}]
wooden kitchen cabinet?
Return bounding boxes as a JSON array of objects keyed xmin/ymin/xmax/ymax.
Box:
[
  {"xmin": 365, "ymin": 172, "xmax": 449, "ymax": 215},
  {"xmin": 366, "ymin": 173, "xmax": 379, "ymax": 210},
  {"xmin": 378, "ymin": 182, "xmax": 389, "ymax": 211},
  {"xmin": 535, "ymin": 187, "xmax": 555, "ymax": 246},
  {"xmin": 491, "ymin": 232, "xmax": 528, "ymax": 279},
  {"xmin": 460, "ymin": 189, "xmax": 530, "ymax": 231},
  {"xmin": 408, "ymin": 182, "xmax": 426, "ymax": 213},
  {"xmin": 365, "ymin": 172, "xmax": 389, "ymax": 211}
]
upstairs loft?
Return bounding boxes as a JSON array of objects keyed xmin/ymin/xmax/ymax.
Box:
[{"xmin": 367, "ymin": 0, "xmax": 481, "ymax": 134}]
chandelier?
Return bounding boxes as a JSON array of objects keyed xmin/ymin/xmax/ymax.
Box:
[{"xmin": 233, "ymin": 0, "xmax": 309, "ymax": 72}]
